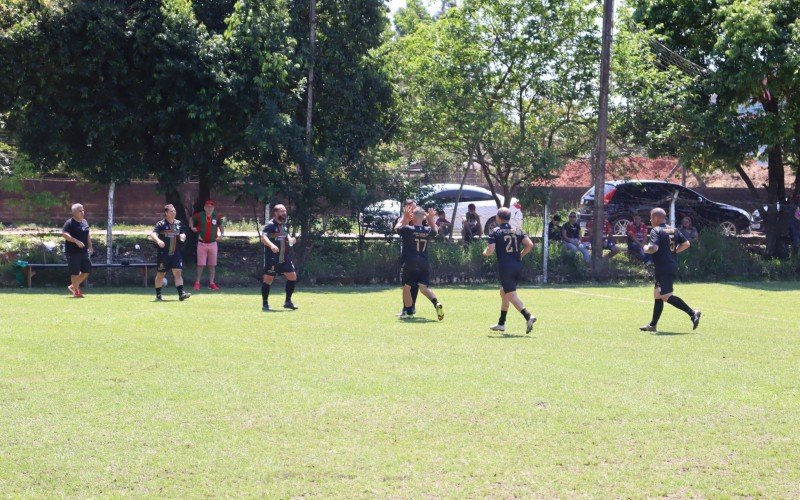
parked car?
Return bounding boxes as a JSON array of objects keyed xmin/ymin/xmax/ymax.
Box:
[
  {"xmin": 578, "ymin": 180, "xmax": 752, "ymax": 236},
  {"xmin": 362, "ymin": 184, "xmax": 523, "ymax": 235}
]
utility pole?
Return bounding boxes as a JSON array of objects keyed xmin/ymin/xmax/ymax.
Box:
[
  {"xmin": 592, "ymin": 0, "xmax": 614, "ymax": 276},
  {"xmin": 305, "ymin": 0, "xmax": 316, "ymax": 157}
]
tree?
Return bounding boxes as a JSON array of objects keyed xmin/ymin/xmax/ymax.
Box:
[
  {"xmin": 389, "ymin": 0, "xmax": 600, "ymax": 214},
  {"xmin": 627, "ymin": 1, "xmax": 800, "ymax": 256}
]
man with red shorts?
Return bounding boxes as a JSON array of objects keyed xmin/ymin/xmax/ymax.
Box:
[{"xmin": 190, "ymin": 199, "xmax": 224, "ymax": 291}]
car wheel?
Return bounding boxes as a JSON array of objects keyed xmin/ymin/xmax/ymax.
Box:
[
  {"xmin": 611, "ymin": 218, "xmax": 631, "ymax": 236},
  {"xmin": 718, "ymin": 220, "xmax": 737, "ymax": 236},
  {"xmin": 484, "ymin": 217, "xmax": 497, "ymax": 234}
]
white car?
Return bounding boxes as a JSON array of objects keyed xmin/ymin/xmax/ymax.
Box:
[{"xmin": 363, "ymin": 184, "xmax": 523, "ymax": 235}]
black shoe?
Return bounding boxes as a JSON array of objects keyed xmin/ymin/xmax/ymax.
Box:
[
  {"xmin": 691, "ymin": 311, "xmax": 702, "ymax": 330},
  {"xmin": 155, "ymin": 295, "xmax": 163, "ymax": 302},
  {"xmin": 639, "ymin": 323, "xmax": 657, "ymax": 332},
  {"xmin": 262, "ymin": 304, "xmax": 270, "ymax": 312},
  {"xmin": 284, "ymin": 301, "xmax": 298, "ymax": 310},
  {"xmin": 179, "ymin": 291, "xmax": 191, "ymax": 301}
]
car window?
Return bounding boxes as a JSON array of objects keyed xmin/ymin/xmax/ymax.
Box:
[
  {"xmin": 428, "ymin": 190, "xmax": 460, "ymax": 204},
  {"xmin": 640, "ymin": 184, "xmax": 675, "ymax": 203},
  {"xmin": 459, "ymin": 189, "xmax": 494, "ymax": 202},
  {"xmin": 677, "ymin": 187, "xmax": 703, "ymax": 201}
]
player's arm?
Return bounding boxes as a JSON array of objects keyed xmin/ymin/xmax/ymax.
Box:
[
  {"xmin": 674, "ymin": 231, "xmax": 690, "ymax": 253},
  {"xmin": 260, "ymin": 230, "xmax": 279, "ymax": 253},
  {"xmin": 643, "ymin": 229, "xmax": 659, "ymax": 254},
  {"xmin": 676, "ymin": 241, "xmax": 691, "ymax": 253},
  {"xmin": 520, "ymin": 235, "xmax": 534, "ymax": 259},
  {"xmin": 61, "ymin": 230, "xmax": 85, "ymax": 249},
  {"xmin": 148, "ymin": 230, "xmax": 165, "ymax": 248},
  {"xmin": 394, "ymin": 205, "xmax": 413, "ymax": 232},
  {"xmin": 86, "ymin": 228, "xmax": 93, "ymax": 254},
  {"xmin": 426, "ymin": 208, "xmax": 438, "ymax": 236},
  {"xmin": 189, "ymin": 214, "xmax": 198, "ymax": 233},
  {"xmin": 217, "ymin": 217, "xmax": 224, "ymax": 239}
]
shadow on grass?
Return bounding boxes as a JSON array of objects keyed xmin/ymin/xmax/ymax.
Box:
[
  {"xmin": 487, "ymin": 333, "xmax": 531, "ymax": 339},
  {"xmin": 398, "ymin": 317, "xmax": 437, "ymax": 324},
  {"xmin": 652, "ymin": 330, "xmax": 696, "ymax": 336}
]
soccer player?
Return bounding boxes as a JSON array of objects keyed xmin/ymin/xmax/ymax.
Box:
[
  {"xmin": 395, "ymin": 205, "xmax": 444, "ymax": 320},
  {"xmin": 261, "ymin": 204, "xmax": 298, "ymax": 311},
  {"xmin": 483, "ymin": 208, "xmax": 536, "ymax": 333},
  {"xmin": 640, "ymin": 207, "xmax": 701, "ymax": 332},
  {"xmin": 190, "ymin": 199, "xmax": 224, "ymax": 291},
  {"xmin": 61, "ymin": 203, "xmax": 93, "ymax": 298},
  {"xmin": 396, "ymin": 199, "xmax": 420, "ymax": 318},
  {"xmin": 149, "ymin": 204, "xmax": 191, "ymax": 302}
]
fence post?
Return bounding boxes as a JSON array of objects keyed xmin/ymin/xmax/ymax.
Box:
[{"xmin": 542, "ymin": 200, "xmax": 549, "ymax": 284}]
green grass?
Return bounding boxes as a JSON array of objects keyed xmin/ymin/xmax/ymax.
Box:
[{"xmin": 1, "ymin": 282, "xmax": 799, "ymax": 496}]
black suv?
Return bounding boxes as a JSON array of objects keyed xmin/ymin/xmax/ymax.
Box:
[{"xmin": 579, "ymin": 181, "xmax": 752, "ymax": 236}]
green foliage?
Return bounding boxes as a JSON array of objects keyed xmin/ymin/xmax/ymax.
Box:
[{"xmin": 387, "ymin": 0, "xmax": 599, "ymax": 206}]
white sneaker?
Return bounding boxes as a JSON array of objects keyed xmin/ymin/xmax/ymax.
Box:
[
  {"xmin": 489, "ymin": 324, "xmax": 506, "ymax": 332},
  {"xmin": 526, "ymin": 316, "xmax": 537, "ymax": 334}
]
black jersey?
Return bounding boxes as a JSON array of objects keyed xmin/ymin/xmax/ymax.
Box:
[
  {"xmin": 648, "ymin": 223, "xmax": 687, "ymax": 275},
  {"xmin": 152, "ymin": 219, "xmax": 185, "ymax": 256},
  {"xmin": 488, "ymin": 223, "xmax": 527, "ymax": 266},
  {"xmin": 561, "ymin": 221, "xmax": 581, "ymax": 240},
  {"xmin": 62, "ymin": 218, "xmax": 90, "ymax": 254},
  {"xmin": 262, "ymin": 219, "xmax": 292, "ymax": 264},
  {"xmin": 398, "ymin": 225, "xmax": 435, "ymax": 265}
]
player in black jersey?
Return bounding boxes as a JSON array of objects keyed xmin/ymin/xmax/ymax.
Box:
[
  {"xmin": 640, "ymin": 208, "xmax": 701, "ymax": 332},
  {"xmin": 397, "ymin": 199, "xmax": 420, "ymax": 317},
  {"xmin": 483, "ymin": 208, "xmax": 536, "ymax": 334},
  {"xmin": 394, "ymin": 205, "xmax": 444, "ymax": 321}
]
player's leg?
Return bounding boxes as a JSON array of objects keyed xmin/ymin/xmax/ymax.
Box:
[
  {"xmin": 640, "ymin": 284, "xmax": 664, "ymax": 332},
  {"xmin": 207, "ymin": 242, "xmax": 219, "ymax": 289},
  {"xmin": 661, "ymin": 279, "xmax": 701, "ymax": 330},
  {"xmin": 283, "ymin": 270, "xmax": 298, "ymax": 310},
  {"xmin": 507, "ymin": 291, "xmax": 536, "ymax": 334},
  {"xmin": 154, "ymin": 269, "xmax": 166, "ymax": 300},
  {"xmin": 195, "ymin": 242, "xmax": 207, "ymax": 290},
  {"xmin": 173, "ymin": 267, "xmax": 190, "ymax": 301},
  {"xmin": 410, "ymin": 284, "xmax": 419, "ymax": 313},
  {"xmin": 418, "ymin": 265, "xmax": 443, "ymax": 321},
  {"xmin": 402, "ymin": 284, "xmax": 414, "ymax": 311},
  {"xmin": 262, "ymin": 272, "xmax": 275, "ymax": 311},
  {"xmin": 490, "ymin": 287, "xmax": 509, "ymax": 331}
]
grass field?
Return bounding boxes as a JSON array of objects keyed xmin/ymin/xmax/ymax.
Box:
[{"xmin": 1, "ymin": 282, "xmax": 799, "ymax": 497}]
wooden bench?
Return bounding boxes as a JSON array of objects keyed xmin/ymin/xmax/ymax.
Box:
[{"xmin": 24, "ymin": 262, "xmax": 157, "ymax": 288}]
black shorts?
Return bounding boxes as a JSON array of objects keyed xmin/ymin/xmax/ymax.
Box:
[
  {"xmin": 654, "ymin": 272, "xmax": 676, "ymax": 295},
  {"xmin": 402, "ymin": 262, "xmax": 430, "ymax": 287},
  {"xmin": 157, "ymin": 253, "xmax": 183, "ymax": 273},
  {"xmin": 499, "ymin": 262, "xmax": 522, "ymax": 293},
  {"xmin": 67, "ymin": 252, "xmax": 92, "ymax": 275},
  {"xmin": 264, "ymin": 259, "xmax": 296, "ymax": 277}
]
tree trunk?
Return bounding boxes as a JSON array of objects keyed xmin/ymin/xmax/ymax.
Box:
[
  {"xmin": 764, "ymin": 144, "xmax": 787, "ymax": 257},
  {"xmin": 164, "ymin": 186, "xmax": 189, "ymax": 223},
  {"xmin": 196, "ymin": 168, "xmax": 212, "ymax": 213},
  {"xmin": 449, "ymin": 154, "xmax": 472, "ymax": 242}
]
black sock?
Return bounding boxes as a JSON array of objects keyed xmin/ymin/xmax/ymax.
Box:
[
  {"xmin": 262, "ymin": 283, "xmax": 270, "ymax": 306},
  {"xmin": 520, "ymin": 308, "xmax": 531, "ymax": 321},
  {"xmin": 285, "ymin": 280, "xmax": 296, "ymax": 303},
  {"xmin": 411, "ymin": 285, "xmax": 419, "ymax": 306},
  {"xmin": 667, "ymin": 295, "xmax": 694, "ymax": 317},
  {"xmin": 177, "ymin": 285, "xmax": 184, "ymax": 295},
  {"xmin": 155, "ymin": 287, "xmax": 162, "ymax": 297},
  {"xmin": 651, "ymin": 300, "xmax": 664, "ymax": 326},
  {"xmin": 430, "ymin": 297, "xmax": 438, "ymax": 306},
  {"xmin": 499, "ymin": 310, "xmax": 508, "ymax": 325},
  {"xmin": 405, "ymin": 306, "xmax": 414, "ymax": 314}
]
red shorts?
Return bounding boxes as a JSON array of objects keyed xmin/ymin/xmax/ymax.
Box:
[{"xmin": 197, "ymin": 241, "xmax": 218, "ymax": 266}]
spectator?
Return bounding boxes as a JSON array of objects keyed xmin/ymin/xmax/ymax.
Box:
[
  {"xmin": 461, "ymin": 203, "xmax": 483, "ymax": 244},
  {"xmin": 190, "ymin": 199, "xmax": 224, "ymax": 291},
  {"xmin": 561, "ymin": 212, "xmax": 590, "ymax": 264},
  {"xmin": 678, "ymin": 216, "xmax": 699, "ymax": 244},
  {"xmin": 626, "ymin": 214, "xmax": 651, "ymax": 263},
  {"xmin": 586, "ymin": 214, "xmax": 621, "ymax": 260},
  {"xmin": 548, "ymin": 214, "xmax": 562, "ymax": 242},
  {"xmin": 435, "ymin": 210, "xmax": 451, "ymax": 237}
]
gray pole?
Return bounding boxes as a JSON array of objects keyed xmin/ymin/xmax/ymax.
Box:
[
  {"xmin": 592, "ymin": 0, "xmax": 614, "ymax": 275},
  {"xmin": 106, "ymin": 182, "xmax": 115, "ymax": 264},
  {"xmin": 542, "ymin": 199, "xmax": 549, "ymax": 284}
]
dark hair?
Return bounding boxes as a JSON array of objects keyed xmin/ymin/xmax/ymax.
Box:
[
  {"xmin": 497, "ymin": 207, "xmax": 511, "ymax": 221},
  {"xmin": 164, "ymin": 204, "xmax": 175, "ymax": 212},
  {"xmin": 468, "ymin": 203, "xmax": 476, "ymax": 210},
  {"xmin": 552, "ymin": 214, "xmax": 562, "ymax": 222}
]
